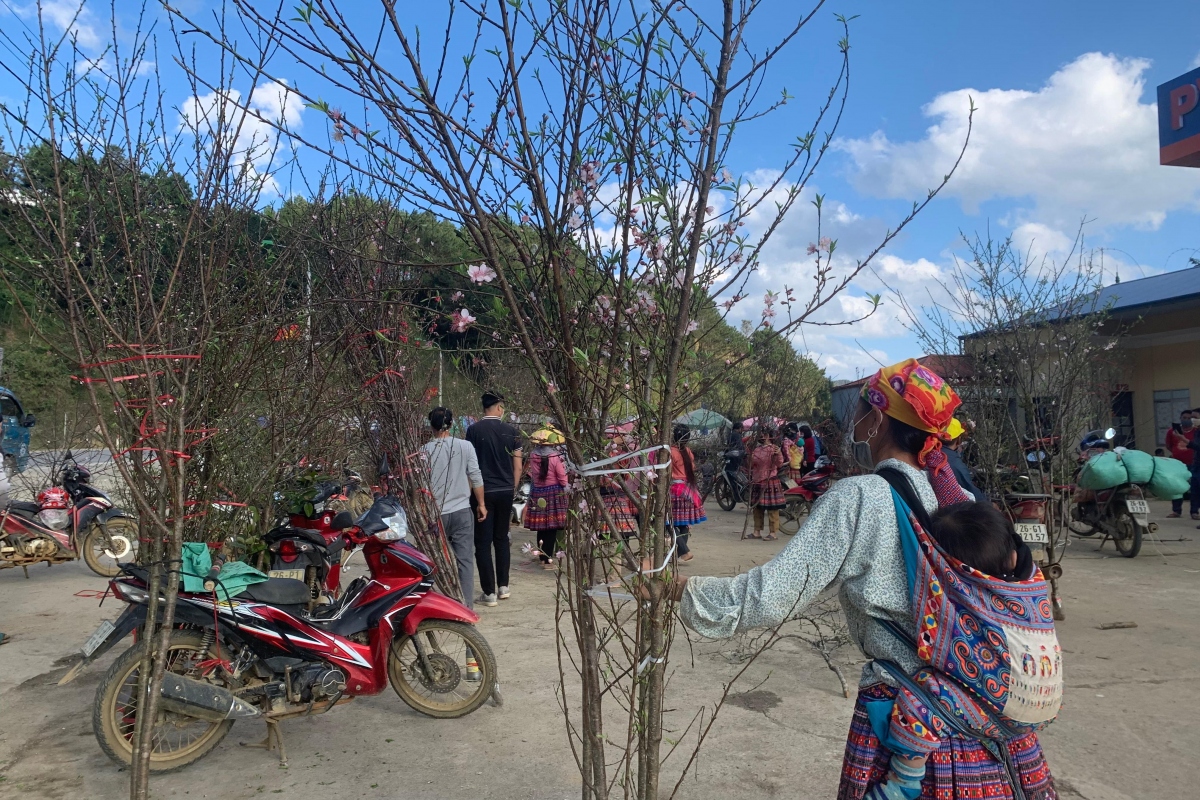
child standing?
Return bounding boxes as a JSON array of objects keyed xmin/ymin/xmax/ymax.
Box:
[
  {"xmin": 668, "ymin": 425, "xmax": 706, "ymax": 562},
  {"xmin": 524, "ymin": 429, "xmax": 569, "ymax": 569},
  {"xmin": 748, "ymin": 427, "xmax": 785, "ymax": 540}
]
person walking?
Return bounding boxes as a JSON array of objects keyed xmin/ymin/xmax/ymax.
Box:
[
  {"xmin": 1166, "ymin": 408, "xmax": 1196, "ymax": 518},
  {"xmin": 667, "ymin": 359, "xmax": 1058, "ymax": 800},
  {"xmin": 420, "ymin": 407, "xmax": 486, "ymax": 610},
  {"xmin": 465, "ymin": 391, "xmax": 523, "ymax": 606},
  {"xmin": 669, "ymin": 424, "xmax": 706, "ymax": 562},
  {"xmin": 524, "ymin": 428, "xmax": 569, "ymax": 569},
  {"xmin": 798, "ymin": 424, "xmax": 817, "ymax": 470},
  {"xmin": 747, "ymin": 427, "xmax": 786, "ymax": 540}
]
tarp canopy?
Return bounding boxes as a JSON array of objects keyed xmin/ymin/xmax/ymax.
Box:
[
  {"xmin": 604, "ymin": 416, "xmax": 639, "ymax": 435},
  {"xmin": 674, "ymin": 409, "xmax": 730, "ymax": 431}
]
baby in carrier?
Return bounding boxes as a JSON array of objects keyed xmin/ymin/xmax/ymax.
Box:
[{"xmin": 868, "ymin": 500, "xmax": 1029, "ymax": 800}]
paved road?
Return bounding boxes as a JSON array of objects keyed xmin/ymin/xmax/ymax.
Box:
[{"xmin": 0, "ymin": 500, "xmax": 1196, "ymax": 799}]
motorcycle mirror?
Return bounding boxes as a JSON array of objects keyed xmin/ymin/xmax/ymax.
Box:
[
  {"xmin": 64, "ymin": 449, "xmax": 73, "ymax": 459},
  {"xmin": 1104, "ymin": 428, "xmax": 1116, "ymax": 440}
]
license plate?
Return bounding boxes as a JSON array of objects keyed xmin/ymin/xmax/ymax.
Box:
[
  {"xmin": 1126, "ymin": 499, "xmax": 1150, "ymax": 515},
  {"xmin": 268, "ymin": 569, "xmax": 305, "ymax": 581},
  {"xmin": 82, "ymin": 619, "xmax": 116, "ymax": 657},
  {"xmin": 1015, "ymin": 523, "xmax": 1048, "ymax": 544}
]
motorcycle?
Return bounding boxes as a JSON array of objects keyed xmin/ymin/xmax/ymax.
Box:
[
  {"xmin": 711, "ymin": 449, "xmax": 749, "ymax": 511},
  {"xmin": 779, "ymin": 455, "xmax": 836, "ymax": 535},
  {"xmin": 1068, "ymin": 428, "xmax": 1154, "ymax": 559},
  {"xmin": 1, "ymin": 451, "xmax": 137, "ymax": 578},
  {"xmin": 62, "ymin": 495, "xmax": 497, "ymax": 773}
]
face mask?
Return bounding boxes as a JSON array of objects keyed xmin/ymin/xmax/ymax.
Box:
[
  {"xmin": 1184, "ymin": 418, "xmax": 1195, "ymax": 429},
  {"xmin": 846, "ymin": 408, "xmax": 881, "ymax": 471}
]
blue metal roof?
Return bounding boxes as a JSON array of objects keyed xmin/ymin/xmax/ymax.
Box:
[{"xmin": 1091, "ymin": 265, "xmax": 1200, "ymax": 314}]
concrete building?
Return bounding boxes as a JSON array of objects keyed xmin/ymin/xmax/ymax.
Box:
[{"xmin": 1098, "ymin": 265, "xmax": 1200, "ymax": 448}]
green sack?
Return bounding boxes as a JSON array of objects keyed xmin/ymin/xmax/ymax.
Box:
[
  {"xmin": 1119, "ymin": 449, "xmax": 1155, "ymax": 485},
  {"xmin": 180, "ymin": 542, "xmax": 268, "ymax": 597},
  {"xmin": 1147, "ymin": 456, "xmax": 1191, "ymax": 500},
  {"xmin": 1077, "ymin": 451, "xmax": 1128, "ymax": 490}
]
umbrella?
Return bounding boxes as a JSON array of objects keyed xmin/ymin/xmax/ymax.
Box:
[
  {"xmin": 674, "ymin": 408, "xmax": 730, "ymax": 431},
  {"xmin": 742, "ymin": 415, "xmax": 786, "ymax": 429}
]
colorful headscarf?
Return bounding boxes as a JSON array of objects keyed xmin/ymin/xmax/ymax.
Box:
[{"xmin": 861, "ymin": 358, "xmax": 962, "ymax": 466}]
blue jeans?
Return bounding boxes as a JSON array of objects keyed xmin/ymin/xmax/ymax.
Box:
[{"xmin": 1172, "ymin": 470, "xmax": 1200, "ymax": 515}]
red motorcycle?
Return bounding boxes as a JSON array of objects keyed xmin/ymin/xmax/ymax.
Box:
[
  {"xmin": 780, "ymin": 455, "xmax": 836, "ymax": 535},
  {"xmin": 1, "ymin": 452, "xmax": 137, "ymax": 578},
  {"xmin": 62, "ymin": 496, "xmax": 497, "ymax": 773}
]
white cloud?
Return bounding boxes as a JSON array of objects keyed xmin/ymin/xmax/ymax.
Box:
[
  {"xmin": 837, "ymin": 53, "xmax": 1200, "ymax": 231},
  {"xmin": 1192, "ymin": 51, "xmax": 1200, "ymax": 69},
  {"xmin": 25, "ymin": 0, "xmax": 102, "ymax": 50},
  {"xmin": 178, "ymin": 80, "xmax": 302, "ymax": 196}
]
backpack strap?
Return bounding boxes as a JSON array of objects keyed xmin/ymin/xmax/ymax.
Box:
[{"xmin": 875, "ymin": 466, "xmax": 933, "ymax": 532}]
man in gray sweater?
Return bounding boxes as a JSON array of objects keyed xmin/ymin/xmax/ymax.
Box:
[{"xmin": 421, "ymin": 407, "xmax": 486, "ymax": 610}]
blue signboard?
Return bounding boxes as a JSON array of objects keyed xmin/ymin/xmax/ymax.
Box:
[{"xmin": 1158, "ymin": 66, "xmax": 1200, "ymax": 167}]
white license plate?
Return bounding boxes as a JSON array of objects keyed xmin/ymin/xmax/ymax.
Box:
[
  {"xmin": 268, "ymin": 569, "xmax": 305, "ymax": 581},
  {"xmin": 1126, "ymin": 499, "xmax": 1150, "ymax": 515},
  {"xmin": 1015, "ymin": 523, "xmax": 1048, "ymax": 544},
  {"xmin": 82, "ymin": 619, "xmax": 116, "ymax": 657}
]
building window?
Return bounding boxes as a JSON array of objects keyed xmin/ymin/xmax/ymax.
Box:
[{"xmin": 1153, "ymin": 389, "xmax": 1191, "ymax": 446}]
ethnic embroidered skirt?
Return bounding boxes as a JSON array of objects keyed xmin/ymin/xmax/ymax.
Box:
[
  {"xmin": 600, "ymin": 488, "xmax": 639, "ymax": 537},
  {"xmin": 749, "ymin": 477, "xmax": 786, "ymax": 510},
  {"xmin": 524, "ymin": 484, "xmax": 569, "ymax": 531},
  {"xmin": 669, "ymin": 481, "xmax": 707, "ymax": 527},
  {"xmin": 837, "ymin": 685, "xmax": 1058, "ymax": 800}
]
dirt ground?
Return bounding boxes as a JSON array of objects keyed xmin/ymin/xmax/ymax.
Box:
[{"xmin": 1, "ymin": 498, "xmax": 1197, "ymax": 799}]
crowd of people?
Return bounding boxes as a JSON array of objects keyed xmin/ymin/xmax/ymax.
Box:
[
  {"xmin": 422, "ymin": 360, "xmax": 1063, "ymax": 800},
  {"xmin": 1164, "ymin": 407, "xmax": 1200, "ymax": 521}
]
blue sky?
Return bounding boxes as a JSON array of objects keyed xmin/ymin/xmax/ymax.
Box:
[{"xmin": 3, "ymin": 0, "xmax": 1198, "ymax": 379}]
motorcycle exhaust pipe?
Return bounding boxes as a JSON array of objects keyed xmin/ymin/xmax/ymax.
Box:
[
  {"xmin": 159, "ymin": 674, "xmax": 261, "ymax": 722},
  {"xmin": 1147, "ymin": 523, "xmax": 1159, "ymax": 534}
]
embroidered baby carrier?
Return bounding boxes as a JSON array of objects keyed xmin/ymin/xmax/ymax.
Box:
[{"xmin": 872, "ymin": 468, "xmax": 1062, "ymax": 795}]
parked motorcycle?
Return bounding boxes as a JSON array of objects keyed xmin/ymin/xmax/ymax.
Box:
[
  {"xmin": 62, "ymin": 495, "xmax": 497, "ymax": 773},
  {"xmin": 711, "ymin": 449, "xmax": 749, "ymax": 511},
  {"xmin": 1068, "ymin": 428, "xmax": 1154, "ymax": 558},
  {"xmin": 779, "ymin": 455, "xmax": 836, "ymax": 535},
  {"xmin": 1, "ymin": 451, "xmax": 137, "ymax": 578}
]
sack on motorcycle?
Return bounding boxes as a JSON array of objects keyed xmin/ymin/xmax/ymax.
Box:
[
  {"xmin": 1120, "ymin": 448, "xmax": 1155, "ymax": 485},
  {"xmin": 1148, "ymin": 456, "xmax": 1190, "ymax": 500},
  {"xmin": 1077, "ymin": 451, "xmax": 1128, "ymax": 491}
]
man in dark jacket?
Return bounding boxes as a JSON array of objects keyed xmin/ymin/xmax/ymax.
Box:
[
  {"xmin": 465, "ymin": 391, "xmax": 523, "ymax": 606},
  {"xmin": 944, "ymin": 418, "xmax": 985, "ymax": 502}
]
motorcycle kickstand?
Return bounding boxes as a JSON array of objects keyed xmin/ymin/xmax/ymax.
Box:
[{"xmin": 240, "ymin": 718, "xmax": 287, "ymax": 767}]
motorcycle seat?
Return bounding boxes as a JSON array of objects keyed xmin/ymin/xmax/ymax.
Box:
[
  {"xmin": 238, "ymin": 578, "xmax": 312, "ymax": 606},
  {"xmin": 5, "ymin": 500, "xmax": 42, "ymax": 516}
]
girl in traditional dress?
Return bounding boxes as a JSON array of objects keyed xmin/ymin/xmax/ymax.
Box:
[
  {"xmin": 747, "ymin": 427, "xmax": 786, "ymax": 540},
  {"xmin": 669, "ymin": 359, "xmax": 1059, "ymax": 800},
  {"xmin": 783, "ymin": 422, "xmax": 804, "ymax": 485},
  {"xmin": 600, "ymin": 434, "xmax": 639, "ymax": 538},
  {"xmin": 668, "ymin": 425, "xmax": 706, "ymax": 562},
  {"xmin": 524, "ymin": 429, "xmax": 568, "ymax": 569}
]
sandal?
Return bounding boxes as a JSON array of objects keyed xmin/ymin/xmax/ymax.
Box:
[
  {"xmin": 0, "ymin": 633, "xmax": 10, "ymax": 646},
  {"xmin": 1192, "ymin": 514, "xmax": 1199, "ymax": 521},
  {"xmin": 542, "ymin": 561, "xmax": 556, "ymax": 570},
  {"xmin": 763, "ymin": 533, "xmax": 778, "ymax": 541},
  {"xmin": 744, "ymin": 532, "xmax": 762, "ymax": 540},
  {"xmin": 680, "ymin": 552, "xmax": 694, "ymax": 562},
  {"xmin": 1166, "ymin": 513, "xmax": 1181, "ymax": 518}
]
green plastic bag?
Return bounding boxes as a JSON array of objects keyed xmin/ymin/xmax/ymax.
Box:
[
  {"xmin": 1119, "ymin": 449, "xmax": 1155, "ymax": 485},
  {"xmin": 1077, "ymin": 451, "xmax": 1128, "ymax": 490},
  {"xmin": 1148, "ymin": 456, "xmax": 1190, "ymax": 500}
]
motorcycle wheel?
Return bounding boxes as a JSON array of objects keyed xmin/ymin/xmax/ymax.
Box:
[
  {"xmin": 93, "ymin": 631, "xmax": 233, "ymax": 772},
  {"xmin": 1112, "ymin": 513, "xmax": 1143, "ymax": 558},
  {"xmin": 389, "ymin": 620, "xmax": 497, "ymax": 719},
  {"xmin": 714, "ymin": 479, "xmax": 736, "ymax": 512},
  {"xmin": 81, "ymin": 518, "xmax": 138, "ymax": 578},
  {"xmin": 779, "ymin": 498, "xmax": 810, "ymax": 535}
]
